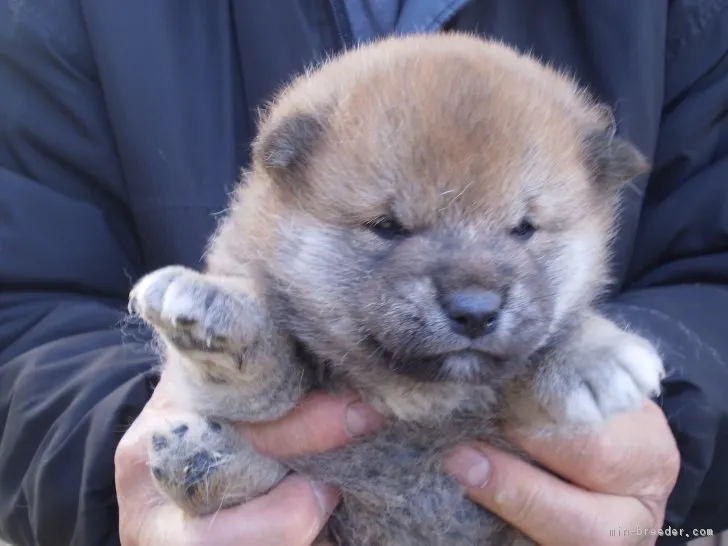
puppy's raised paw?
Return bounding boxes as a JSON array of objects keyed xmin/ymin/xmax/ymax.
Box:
[
  {"xmin": 129, "ymin": 266, "xmax": 266, "ymax": 371},
  {"xmin": 148, "ymin": 413, "xmax": 287, "ymax": 516},
  {"xmin": 517, "ymin": 315, "xmax": 666, "ymax": 432}
]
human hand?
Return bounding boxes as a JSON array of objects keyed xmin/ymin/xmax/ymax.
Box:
[
  {"xmin": 444, "ymin": 400, "xmax": 680, "ymax": 545},
  {"xmin": 115, "ymin": 372, "xmax": 384, "ymax": 546}
]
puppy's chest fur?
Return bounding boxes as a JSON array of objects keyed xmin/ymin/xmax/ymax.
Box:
[
  {"xmin": 289, "ymin": 406, "xmax": 529, "ymax": 546},
  {"xmin": 291, "ymin": 348, "xmax": 530, "ymax": 545}
]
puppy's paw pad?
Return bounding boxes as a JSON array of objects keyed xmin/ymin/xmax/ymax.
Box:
[
  {"xmin": 151, "ymin": 449, "xmax": 223, "ymax": 488},
  {"xmin": 147, "ymin": 414, "xmax": 287, "ymax": 516},
  {"xmin": 129, "ymin": 266, "xmax": 262, "ymax": 359},
  {"xmin": 147, "ymin": 415, "xmax": 236, "ymax": 515}
]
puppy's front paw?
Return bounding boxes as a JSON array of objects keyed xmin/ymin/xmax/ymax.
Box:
[
  {"xmin": 148, "ymin": 413, "xmax": 286, "ymax": 516},
  {"xmin": 558, "ymin": 331, "xmax": 664, "ymax": 426},
  {"xmin": 129, "ymin": 266, "xmax": 265, "ymax": 371}
]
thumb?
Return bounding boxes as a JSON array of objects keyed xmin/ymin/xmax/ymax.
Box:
[{"xmin": 443, "ymin": 443, "xmax": 647, "ymax": 546}]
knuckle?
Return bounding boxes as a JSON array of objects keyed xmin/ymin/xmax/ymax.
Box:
[
  {"xmin": 662, "ymin": 442, "xmax": 681, "ymax": 485},
  {"xmin": 640, "ymin": 445, "xmax": 680, "ymax": 502},
  {"xmin": 643, "ymin": 411, "xmax": 681, "ymax": 496},
  {"xmin": 576, "ymin": 432, "xmax": 623, "ymax": 485},
  {"xmin": 652, "ymin": 411, "xmax": 681, "ymax": 487},
  {"xmin": 588, "ymin": 429, "xmax": 620, "ymax": 468},
  {"xmin": 114, "ymin": 440, "xmax": 138, "ymax": 487},
  {"xmin": 114, "ymin": 419, "xmax": 156, "ymax": 491},
  {"xmin": 117, "ymin": 519, "xmax": 135, "ymax": 546},
  {"xmin": 114, "ymin": 430, "xmax": 137, "ymax": 464}
]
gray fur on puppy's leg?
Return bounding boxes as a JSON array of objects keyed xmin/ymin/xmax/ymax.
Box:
[
  {"xmin": 129, "ymin": 265, "xmax": 307, "ymax": 516},
  {"xmin": 507, "ymin": 311, "xmax": 665, "ymax": 434}
]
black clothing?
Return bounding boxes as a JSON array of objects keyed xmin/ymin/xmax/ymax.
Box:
[{"xmin": 1, "ymin": 1, "xmax": 727, "ymax": 544}]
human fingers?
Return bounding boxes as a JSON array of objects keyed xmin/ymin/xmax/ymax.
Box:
[
  {"xmin": 115, "ymin": 396, "xmax": 174, "ymax": 545},
  {"xmin": 117, "ymin": 414, "xmax": 339, "ymax": 546},
  {"xmin": 242, "ymin": 390, "xmax": 384, "ymax": 459},
  {"xmin": 508, "ymin": 400, "xmax": 680, "ymax": 499},
  {"xmin": 444, "ymin": 443, "xmax": 654, "ymax": 546},
  {"xmin": 142, "ymin": 474, "xmax": 339, "ymax": 546}
]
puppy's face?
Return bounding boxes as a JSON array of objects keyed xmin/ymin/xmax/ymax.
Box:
[{"xmin": 242, "ymin": 34, "xmax": 647, "ymax": 387}]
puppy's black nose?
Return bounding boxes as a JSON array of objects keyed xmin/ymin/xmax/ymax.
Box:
[{"xmin": 443, "ymin": 289, "xmax": 502, "ymax": 338}]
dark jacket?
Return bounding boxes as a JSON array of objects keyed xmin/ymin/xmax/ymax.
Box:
[{"xmin": 1, "ymin": 1, "xmax": 727, "ymax": 545}]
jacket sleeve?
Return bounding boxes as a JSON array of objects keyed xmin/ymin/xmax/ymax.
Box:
[
  {"xmin": 0, "ymin": 2, "xmax": 157, "ymax": 545},
  {"xmin": 608, "ymin": 3, "xmax": 728, "ymax": 538}
]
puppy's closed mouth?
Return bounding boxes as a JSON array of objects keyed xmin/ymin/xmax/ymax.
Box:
[
  {"xmin": 364, "ymin": 334, "xmax": 509, "ymax": 383},
  {"xmin": 438, "ymin": 350, "xmax": 509, "ymax": 381}
]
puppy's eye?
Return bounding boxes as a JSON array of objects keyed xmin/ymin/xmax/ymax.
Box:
[
  {"xmin": 510, "ymin": 219, "xmax": 537, "ymax": 240},
  {"xmin": 365, "ymin": 216, "xmax": 410, "ymax": 240}
]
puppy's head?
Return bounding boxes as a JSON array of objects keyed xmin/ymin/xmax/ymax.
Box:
[{"xmin": 236, "ymin": 34, "xmax": 647, "ymax": 388}]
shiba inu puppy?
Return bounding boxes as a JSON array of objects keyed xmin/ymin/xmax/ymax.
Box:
[{"xmin": 129, "ymin": 32, "xmax": 663, "ymax": 545}]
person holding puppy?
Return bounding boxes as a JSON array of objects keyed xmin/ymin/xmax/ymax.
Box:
[{"xmin": 0, "ymin": 1, "xmax": 726, "ymax": 545}]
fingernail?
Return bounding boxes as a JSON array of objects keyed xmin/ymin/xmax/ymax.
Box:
[
  {"xmin": 309, "ymin": 479, "xmax": 340, "ymax": 514},
  {"xmin": 444, "ymin": 446, "xmax": 491, "ymax": 488},
  {"xmin": 344, "ymin": 401, "xmax": 383, "ymax": 437}
]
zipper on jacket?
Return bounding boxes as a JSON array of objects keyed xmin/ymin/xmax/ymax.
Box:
[{"xmin": 328, "ymin": 0, "xmax": 354, "ymax": 50}]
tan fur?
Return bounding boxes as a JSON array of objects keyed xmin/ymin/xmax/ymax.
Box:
[{"xmin": 129, "ymin": 33, "xmax": 660, "ymax": 545}]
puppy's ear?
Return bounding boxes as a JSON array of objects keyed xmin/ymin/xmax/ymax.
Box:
[
  {"xmin": 584, "ymin": 130, "xmax": 650, "ymax": 190},
  {"xmin": 253, "ymin": 112, "xmax": 325, "ymax": 187}
]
